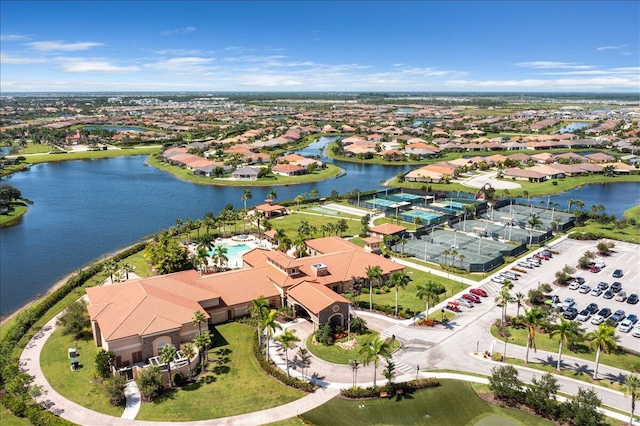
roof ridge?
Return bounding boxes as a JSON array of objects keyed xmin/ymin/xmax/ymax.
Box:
[{"xmin": 105, "ymin": 282, "xmax": 148, "ymax": 340}]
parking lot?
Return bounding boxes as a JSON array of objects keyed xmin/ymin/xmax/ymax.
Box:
[{"xmin": 494, "ymin": 237, "xmax": 640, "ymax": 350}]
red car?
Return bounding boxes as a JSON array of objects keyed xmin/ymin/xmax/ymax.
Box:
[
  {"xmin": 470, "ymin": 288, "xmax": 488, "ymax": 297},
  {"xmin": 462, "ymin": 293, "xmax": 481, "ymax": 303},
  {"xmin": 590, "ymin": 266, "xmax": 601, "ymax": 273},
  {"xmin": 534, "ymin": 253, "xmax": 549, "ymax": 261}
]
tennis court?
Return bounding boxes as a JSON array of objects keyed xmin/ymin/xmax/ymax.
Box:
[
  {"xmin": 308, "ymin": 206, "xmax": 340, "ymax": 216},
  {"xmin": 398, "ymin": 229, "xmax": 526, "ymax": 272},
  {"xmin": 451, "ymin": 218, "xmax": 549, "ymax": 245},
  {"xmin": 399, "ymin": 209, "xmax": 448, "ymax": 226},
  {"xmin": 483, "ymin": 203, "xmax": 575, "ymax": 232}
]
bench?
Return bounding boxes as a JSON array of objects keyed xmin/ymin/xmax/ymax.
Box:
[
  {"xmin": 379, "ymin": 392, "xmax": 388, "ymax": 398},
  {"xmin": 396, "ymin": 389, "xmax": 404, "ymax": 395}
]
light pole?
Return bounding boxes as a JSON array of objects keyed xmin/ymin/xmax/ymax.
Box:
[{"xmin": 416, "ymin": 365, "xmax": 420, "ymax": 380}]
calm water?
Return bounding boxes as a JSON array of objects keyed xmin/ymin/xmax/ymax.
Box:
[
  {"xmin": 1, "ymin": 138, "xmax": 638, "ymax": 316},
  {"xmin": 556, "ymin": 121, "xmax": 590, "ymax": 134},
  {"xmin": 0, "ymin": 137, "xmax": 410, "ymax": 316}
]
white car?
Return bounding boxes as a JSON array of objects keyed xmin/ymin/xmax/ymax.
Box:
[
  {"xmin": 595, "ymin": 260, "xmax": 606, "ymax": 269},
  {"xmin": 632, "ymin": 325, "xmax": 640, "ymax": 338},
  {"xmin": 591, "ymin": 287, "xmax": 603, "ymax": 297},
  {"xmin": 517, "ymin": 261, "xmax": 533, "ymax": 269},
  {"xmin": 578, "ymin": 284, "xmax": 591, "ymax": 294},
  {"xmin": 568, "ymin": 282, "xmax": 580, "ymax": 290},
  {"xmin": 591, "ymin": 315, "xmax": 605, "ymax": 325},
  {"xmin": 491, "ymin": 276, "xmax": 505, "ymax": 284},
  {"xmin": 618, "ymin": 319, "xmax": 634, "ymax": 333},
  {"xmin": 576, "ymin": 309, "xmax": 591, "ymax": 322}
]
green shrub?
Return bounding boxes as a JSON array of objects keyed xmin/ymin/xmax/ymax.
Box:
[
  {"xmin": 315, "ymin": 324, "xmax": 333, "ymax": 345},
  {"xmin": 349, "ymin": 317, "xmax": 368, "ymax": 335},
  {"xmin": 104, "ymin": 375, "xmax": 127, "ymax": 406},
  {"xmin": 492, "ymin": 352, "xmax": 503, "ymax": 361},
  {"xmin": 251, "ymin": 335, "xmax": 315, "ymax": 392},
  {"xmin": 135, "ymin": 365, "xmax": 164, "ymax": 402},
  {"xmin": 171, "ymin": 372, "xmax": 185, "ymax": 387},
  {"xmin": 340, "ymin": 377, "xmax": 440, "ymax": 398}
]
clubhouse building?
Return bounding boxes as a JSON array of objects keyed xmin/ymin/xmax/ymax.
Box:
[{"xmin": 86, "ymin": 236, "xmax": 403, "ymax": 368}]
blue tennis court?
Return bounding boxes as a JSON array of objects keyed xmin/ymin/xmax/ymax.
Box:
[
  {"xmin": 391, "ymin": 193, "xmax": 423, "ymax": 201},
  {"xmin": 308, "ymin": 206, "xmax": 340, "ymax": 216}
]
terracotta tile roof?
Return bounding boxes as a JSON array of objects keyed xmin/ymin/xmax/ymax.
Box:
[
  {"xmin": 255, "ymin": 203, "xmax": 286, "ymax": 212},
  {"xmin": 305, "ymin": 236, "xmax": 361, "ymax": 254},
  {"xmin": 198, "ymin": 267, "xmax": 281, "ymax": 306},
  {"xmin": 369, "ymin": 223, "xmax": 407, "ymax": 235},
  {"xmin": 287, "ymin": 281, "xmax": 351, "ymax": 314}
]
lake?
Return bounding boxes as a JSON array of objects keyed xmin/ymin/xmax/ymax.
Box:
[
  {"xmin": 556, "ymin": 121, "xmax": 591, "ymax": 134},
  {"xmin": 0, "ymin": 137, "xmax": 411, "ymax": 316},
  {"xmin": 1, "ymin": 139, "xmax": 638, "ymax": 317}
]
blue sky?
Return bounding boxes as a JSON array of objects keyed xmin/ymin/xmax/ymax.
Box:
[{"xmin": 1, "ymin": 1, "xmax": 638, "ymax": 92}]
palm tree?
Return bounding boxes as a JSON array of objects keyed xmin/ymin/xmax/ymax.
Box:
[
  {"xmin": 527, "ymin": 214, "xmax": 542, "ymax": 245},
  {"xmin": 365, "ymin": 265, "xmax": 383, "ymax": 311},
  {"xmin": 182, "ymin": 343, "xmax": 196, "ymax": 380},
  {"xmin": 359, "ymin": 336, "xmax": 391, "ymax": 388},
  {"xmin": 121, "ymin": 263, "xmax": 135, "ymax": 280},
  {"xmin": 310, "ymin": 189, "xmax": 319, "ymax": 200},
  {"xmin": 349, "ymin": 359, "xmax": 360, "ymax": 388},
  {"xmin": 383, "ymin": 360, "xmax": 396, "ymax": 385},
  {"xmin": 298, "ymin": 348, "xmax": 312, "ymax": 381},
  {"xmin": 268, "ymin": 187, "xmax": 277, "ymax": 201},
  {"xmin": 458, "ymin": 254, "xmax": 466, "ymax": 270},
  {"xmin": 415, "ymin": 281, "xmax": 442, "ymax": 318},
  {"xmin": 275, "ymin": 329, "xmax": 300, "ymax": 377},
  {"xmin": 449, "ymin": 249, "xmax": 458, "ymax": 268},
  {"xmin": 389, "ymin": 271, "xmax": 412, "ymax": 316},
  {"xmin": 586, "ymin": 324, "xmax": 619, "ymax": 379},
  {"xmin": 441, "ymin": 249, "xmax": 450, "ymax": 266},
  {"xmin": 514, "ymin": 292, "xmax": 526, "ymax": 318},
  {"xmin": 522, "ymin": 307, "xmax": 546, "ymax": 364},
  {"xmin": 248, "ymin": 296, "xmax": 270, "ymax": 345},
  {"xmin": 495, "ymin": 286, "xmax": 515, "ymax": 326},
  {"xmin": 159, "ymin": 344, "xmax": 178, "ymax": 387},
  {"xmin": 212, "ymin": 245, "xmax": 228, "ymax": 271},
  {"xmin": 103, "ymin": 259, "xmax": 117, "ymax": 284},
  {"xmin": 193, "ymin": 331, "xmax": 212, "ymax": 366},
  {"xmin": 293, "ymin": 235, "xmax": 307, "ymax": 258},
  {"xmin": 294, "ymin": 194, "xmax": 304, "ymax": 210},
  {"xmin": 549, "ymin": 318, "xmax": 583, "ymax": 371},
  {"xmin": 241, "ymin": 189, "xmax": 253, "ymax": 212},
  {"xmin": 192, "ymin": 310, "xmax": 207, "ymax": 335},
  {"xmin": 260, "ymin": 309, "xmax": 281, "ymax": 363},
  {"xmin": 623, "ymin": 374, "xmax": 639, "ymax": 426}
]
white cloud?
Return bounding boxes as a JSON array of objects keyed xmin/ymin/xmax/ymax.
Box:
[
  {"xmin": 596, "ymin": 45, "xmax": 627, "ymax": 51},
  {"xmin": 28, "ymin": 41, "xmax": 103, "ymax": 51},
  {"xmin": 515, "ymin": 61, "xmax": 593, "ymax": 70},
  {"xmin": 445, "ymin": 76, "xmax": 640, "ymax": 90},
  {"xmin": 57, "ymin": 60, "xmax": 139, "ymax": 73},
  {"xmin": 0, "ymin": 53, "xmax": 46, "ymax": 64},
  {"xmin": 152, "ymin": 49, "xmax": 203, "ymax": 56},
  {"xmin": 1, "ymin": 34, "xmax": 29, "ymax": 41},
  {"xmin": 161, "ymin": 26, "xmax": 196, "ymax": 36}
]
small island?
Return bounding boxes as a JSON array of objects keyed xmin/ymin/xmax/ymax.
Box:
[{"xmin": 0, "ymin": 185, "xmax": 29, "ymax": 228}]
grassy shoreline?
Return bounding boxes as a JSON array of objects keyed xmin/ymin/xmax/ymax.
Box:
[{"xmin": 0, "ymin": 201, "xmax": 28, "ymax": 228}]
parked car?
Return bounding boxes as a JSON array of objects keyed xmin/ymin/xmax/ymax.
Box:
[
  {"xmin": 627, "ymin": 314, "xmax": 638, "ymax": 325},
  {"xmin": 615, "ymin": 291, "xmax": 627, "ymax": 302},
  {"xmin": 597, "ymin": 281, "xmax": 609, "ymax": 290},
  {"xmin": 501, "ymin": 272, "xmax": 518, "ymax": 280},
  {"xmin": 595, "ymin": 260, "xmax": 606, "ymax": 269},
  {"xmin": 608, "ymin": 309, "xmax": 626, "ymax": 325},
  {"xmin": 578, "ymin": 284, "xmax": 592, "ymax": 294},
  {"xmin": 632, "ymin": 324, "xmax": 640, "ymax": 338},
  {"xmin": 541, "ymin": 250, "xmax": 553, "ymax": 258},
  {"xmin": 612, "ymin": 269, "xmax": 623, "ymax": 278},
  {"xmin": 591, "ymin": 315, "xmax": 605, "ymax": 325},
  {"xmin": 534, "ymin": 253, "xmax": 549, "ymax": 261},
  {"xmin": 576, "ymin": 309, "xmax": 591, "ymax": 322},
  {"xmin": 627, "ymin": 293, "xmax": 639, "ymax": 305},
  {"xmin": 586, "ymin": 302, "xmax": 599, "ymax": 314},
  {"xmin": 462, "ymin": 293, "xmax": 481, "ymax": 303},
  {"xmin": 568, "ymin": 282, "xmax": 580, "ymax": 290},
  {"xmin": 574, "ymin": 276, "xmax": 585, "ymax": 285},
  {"xmin": 526, "ymin": 257, "xmax": 541, "ymax": 266},
  {"xmin": 561, "ymin": 297, "xmax": 576, "ymax": 310},
  {"xmin": 455, "ymin": 298, "xmax": 474, "ymax": 308},
  {"xmin": 491, "ymin": 276, "xmax": 505, "ymax": 284},
  {"xmin": 597, "ymin": 307, "xmax": 612, "ymax": 318},
  {"xmin": 589, "ymin": 266, "xmax": 601, "ymax": 273},
  {"xmin": 603, "ymin": 289, "xmax": 615, "ymax": 299},
  {"xmin": 610, "ymin": 282, "xmax": 622, "ymax": 293},
  {"xmin": 517, "ymin": 261, "xmax": 534, "ymax": 269},
  {"xmin": 618, "ymin": 319, "xmax": 634, "ymax": 333},
  {"xmin": 563, "ymin": 307, "xmax": 579, "ymax": 320},
  {"xmin": 591, "ymin": 287, "xmax": 603, "ymax": 297},
  {"xmin": 470, "ymin": 288, "xmax": 488, "ymax": 297}
]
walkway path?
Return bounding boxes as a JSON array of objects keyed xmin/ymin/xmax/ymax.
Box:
[{"xmin": 122, "ymin": 382, "xmax": 141, "ymax": 420}]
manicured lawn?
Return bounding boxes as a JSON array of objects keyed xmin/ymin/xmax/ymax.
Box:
[
  {"xmin": 0, "ymin": 201, "xmax": 28, "ymax": 227},
  {"xmin": 571, "ymin": 219, "xmax": 640, "ymax": 244},
  {"xmin": 301, "ymin": 379, "xmax": 554, "ymax": 426},
  {"xmin": 0, "ymin": 405, "xmax": 32, "ymax": 426},
  {"xmin": 135, "ymin": 322, "xmax": 304, "ymax": 421},
  {"xmin": 490, "ymin": 325, "xmax": 639, "ymax": 372},
  {"xmin": 305, "ymin": 331, "xmax": 399, "ymax": 365},
  {"xmin": 40, "ymin": 328, "xmax": 125, "ymax": 417},
  {"xmin": 147, "ymin": 155, "xmax": 343, "ymax": 187},
  {"xmin": 267, "ymin": 209, "xmax": 362, "ymax": 238},
  {"xmin": 624, "ymin": 204, "xmax": 640, "ymax": 222},
  {"xmin": 24, "ymin": 146, "xmax": 160, "ymax": 164},
  {"xmin": 365, "ymin": 267, "xmax": 469, "ymax": 315},
  {"xmin": 116, "ymin": 250, "xmax": 152, "ymax": 278}
]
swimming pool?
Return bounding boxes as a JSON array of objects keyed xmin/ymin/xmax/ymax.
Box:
[{"xmin": 208, "ymin": 243, "xmax": 252, "ymax": 268}]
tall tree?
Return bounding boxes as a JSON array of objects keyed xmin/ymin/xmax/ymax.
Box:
[
  {"xmin": 416, "ymin": 281, "xmax": 443, "ymax": 318},
  {"xmin": 241, "ymin": 189, "xmax": 253, "ymax": 211},
  {"xmin": 193, "ymin": 331, "xmax": 212, "ymax": 366},
  {"xmin": 192, "ymin": 310, "xmax": 207, "ymax": 335},
  {"xmin": 349, "ymin": 359, "xmax": 360, "ymax": 388},
  {"xmin": 623, "ymin": 374, "xmax": 639, "ymax": 426},
  {"xmin": 260, "ymin": 309, "xmax": 282, "ymax": 363},
  {"xmin": 586, "ymin": 324, "xmax": 619, "ymax": 379},
  {"xmin": 268, "ymin": 187, "xmax": 277, "ymax": 200},
  {"xmin": 275, "ymin": 329, "xmax": 300, "ymax": 378},
  {"xmin": 389, "ymin": 271, "xmax": 412, "ymax": 316},
  {"xmin": 522, "ymin": 307, "xmax": 546, "ymax": 364},
  {"xmin": 549, "ymin": 318, "xmax": 583, "ymax": 371},
  {"xmin": 159, "ymin": 344, "xmax": 178, "ymax": 387},
  {"xmin": 103, "ymin": 259, "xmax": 117, "ymax": 284},
  {"xmin": 182, "ymin": 343, "xmax": 196, "ymax": 380},
  {"xmin": 365, "ymin": 265, "xmax": 383, "ymax": 311},
  {"xmin": 298, "ymin": 348, "xmax": 312, "ymax": 381},
  {"xmin": 359, "ymin": 336, "xmax": 391, "ymax": 388},
  {"xmin": 248, "ymin": 296, "xmax": 270, "ymax": 347}
]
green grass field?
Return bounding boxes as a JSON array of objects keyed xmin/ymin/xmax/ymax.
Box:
[
  {"xmin": 624, "ymin": 204, "xmax": 640, "ymax": 222},
  {"xmin": 301, "ymin": 379, "xmax": 554, "ymax": 426},
  {"xmin": 570, "ymin": 219, "xmax": 640, "ymax": 244},
  {"xmin": 0, "ymin": 201, "xmax": 28, "ymax": 227},
  {"xmin": 135, "ymin": 322, "xmax": 304, "ymax": 421},
  {"xmin": 23, "ymin": 146, "xmax": 160, "ymax": 164},
  {"xmin": 490, "ymin": 325, "xmax": 639, "ymax": 372},
  {"xmin": 267, "ymin": 208, "xmax": 362, "ymax": 238},
  {"xmin": 305, "ymin": 331, "xmax": 399, "ymax": 365}
]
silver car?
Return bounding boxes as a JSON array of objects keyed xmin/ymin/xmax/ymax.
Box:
[{"xmin": 455, "ymin": 298, "xmax": 474, "ymax": 308}]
